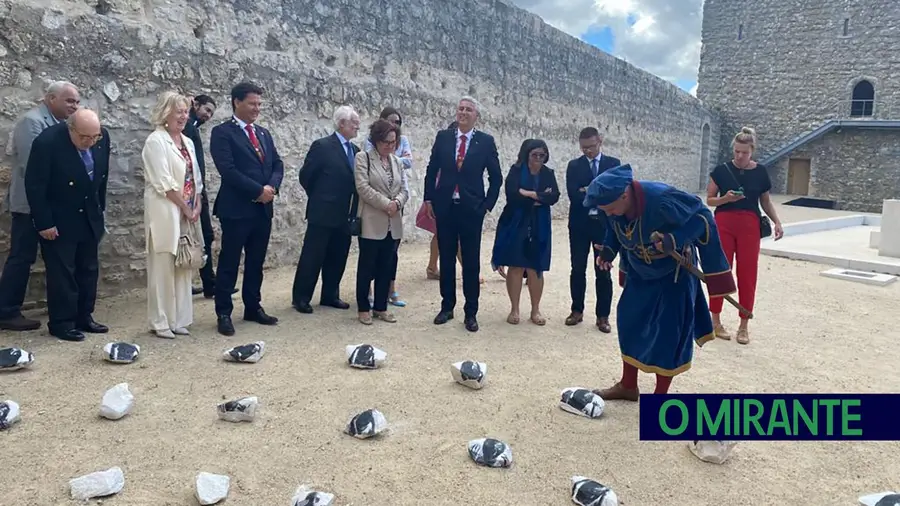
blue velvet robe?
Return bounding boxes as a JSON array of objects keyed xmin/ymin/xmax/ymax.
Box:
[{"xmin": 598, "ymin": 181, "xmax": 737, "ymax": 376}]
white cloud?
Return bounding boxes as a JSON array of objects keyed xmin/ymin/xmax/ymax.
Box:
[{"xmin": 510, "ymin": 0, "xmax": 704, "ymax": 86}]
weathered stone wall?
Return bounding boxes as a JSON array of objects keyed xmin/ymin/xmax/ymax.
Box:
[
  {"xmin": 697, "ymin": 0, "xmax": 900, "ymax": 210},
  {"xmin": 0, "ymin": 0, "xmax": 719, "ymax": 302},
  {"xmin": 771, "ymin": 130, "xmax": 900, "ymax": 213}
]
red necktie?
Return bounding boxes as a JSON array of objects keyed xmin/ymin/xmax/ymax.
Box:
[
  {"xmin": 455, "ymin": 134, "xmax": 466, "ymax": 195},
  {"xmin": 245, "ymin": 124, "xmax": 264, "ymax": 161}
]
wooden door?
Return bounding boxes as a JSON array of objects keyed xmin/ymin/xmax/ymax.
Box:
[{"xmin": 787, "ymin": 158, "xmax": 811, "ymax": 195}]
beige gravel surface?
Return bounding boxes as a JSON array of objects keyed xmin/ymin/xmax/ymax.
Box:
[{"xmin": 1, "ymin": 199, "xmax": 898, "ymax": 505}]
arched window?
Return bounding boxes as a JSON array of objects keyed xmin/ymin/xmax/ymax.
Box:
[{"xmin": 850, "ymin": 80, "xmax": 874, "ymax": 117}]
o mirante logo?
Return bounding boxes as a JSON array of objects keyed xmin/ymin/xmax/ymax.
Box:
[{"xmin": 638, "ymin": 394, "xmax": 898, "ymax": 441}]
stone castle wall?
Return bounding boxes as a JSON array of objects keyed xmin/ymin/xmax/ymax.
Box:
[
  {"xmin": 0, "ymin": 0, "xmax": 719, "ymax": 304},
  {"xmin": 697, "ymin": 0, "xmax": 900, "ymax": 209}
]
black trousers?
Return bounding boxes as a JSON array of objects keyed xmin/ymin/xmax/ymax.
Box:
[
  {"xmin": 390, "ymin": 243, "xmax": 400, "ymax": 282},
  {"xmin": 569, "ymin": 221, "xmax": 613, "ymax": 318},
  {"xmin": 198, "ymin": 194, "xmax": 216, "ymax": 294},
  {"xmin": 436, "ymin": 202, "xmax": 484, "ymax": 317},
  {"xmin": 0, "ymin": 212, "xmax": 39, "ymax": 319},
  {"xmin": 39, "ymin": 234, "xmax": 99, "ymax": 334},
  {"xmin": 215, "ymin": 214, "xmax": 272, "ymax": 316},
  {"xmin": 291, "ymin": 223, "xmax": 351, "ymax": 305},
  {"xmin": 356, "ymin": 231, "xmax": 399, "ymax": 312}
]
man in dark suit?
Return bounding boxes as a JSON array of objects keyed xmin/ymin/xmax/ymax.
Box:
[
  {"xmin": 292, "ymin": 105, "xmax": 361, "ymax": 313},
  {"xmin": 565, "ymin": 127, "xmax": 621, "ymax": 333},
  {"xmin": 24, "ymin": 108, "xmax": 109, "ymax": 342},
  {"xmin": 209, "ymin": 81, "xmax": 284, "ymax": 336},
  {"xmin": 183, "ymin": 94, "xmax": 237, "ymax": 299},
  {"xmin": 423, "ymin": 96, "xmax": 503, "ymax": 332}
]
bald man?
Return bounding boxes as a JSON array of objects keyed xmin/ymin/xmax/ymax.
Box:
[
  {"xmin": 0, "ymin": 80, "xmax": 80, "ymax": 331},
  {"xmin": 24, "ymin": 108, "xmax": 111, "ymax": 342}
]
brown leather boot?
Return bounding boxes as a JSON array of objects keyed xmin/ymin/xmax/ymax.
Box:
[
  {"xmin": 596, "ymin": 317, "xmax": 611, "ymax": 333},
  {"xmin": 592, "ymin": 382, "xmax": 640, "ymax": 401}
]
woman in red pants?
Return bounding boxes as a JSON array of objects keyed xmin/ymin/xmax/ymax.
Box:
[{"xmin": 706, "ymin": 127, "xmax": 784, "ymax": 344}]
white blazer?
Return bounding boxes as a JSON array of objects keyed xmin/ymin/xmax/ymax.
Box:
[{"xmin": 141, "ymin": 128, "xmax": 201, "ymax": 255}]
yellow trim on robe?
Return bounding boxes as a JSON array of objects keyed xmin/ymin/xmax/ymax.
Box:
[
  {"xmin": 697, "ymin": 213, "xmax": 711, "ymax": 245},
  {"xmin": 696, "ymin": 331, "xmax": 717, "ymax": 346},
  {"xmin": 622, "ymin": 354, "xmax": 693, "ymax": 377}
]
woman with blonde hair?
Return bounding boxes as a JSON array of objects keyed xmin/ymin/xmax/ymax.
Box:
[
  {"xmin": 141, "ymin": 91, "xmax": 203, "ymax": 338},
  {"xmin": 706, "ymin": 126, "xmax": 783, "ymax": 345}
]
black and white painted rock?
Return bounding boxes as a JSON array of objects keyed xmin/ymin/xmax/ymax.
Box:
[
  {"xmin": 467, "ymin": 438, "xmax": 513, "ymax": 468},
  {"xmin": 291, "ymin": 485, "xmax": 335, "ymax": 506},
  {"xmin": 559, "ymin": 387, "xmax": 605, "ymax": 419},
  {"xmin": 0, "ymin": 347, "xmax": 34, "ymax": 371},
  {"xmin": 570, "ymin": 476, "xmax": 619, "ymax": 506},
  {"xmin": 69, "ymin": 467, "xmax": 125, "ymax": 500},
  {"xmin": 223, "ymin": 341, "xmax": 266, "ymax": 363},
  {"xmin": 217, "ymin": 396, "xmax": 258, "ymax": 423},
  {"xmin": 687, "ymin": 440, "xmax": 737, "ymax": 464},
  {"xmin": 860, "ymin": 492, "xmax": 900, "ymax": 506},
  {"xmin": 345, "ymin": 409, "xmax": 387, "ymax": 439},
  {"xmin": 345, "ymin": 344, "xmax": 386, "ymax": 369},
  {"xmin": 451, "ymin": 360, "xmax": 487, "ymax": 389},
  {"xmin": 99, "ymin": 383, "xmax": 134, "ymax": 420},
  {"xmin": 102, "ymin": 342, "xmax": 140, "ymax": 364},
  {"xmin": 0, "ymin": 400, "xmax": 21, "ymax": 430}
]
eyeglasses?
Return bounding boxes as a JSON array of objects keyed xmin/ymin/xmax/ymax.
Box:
[{"xmin": 529, "ymin": 152, "xmax": 547, "ymax": 160}]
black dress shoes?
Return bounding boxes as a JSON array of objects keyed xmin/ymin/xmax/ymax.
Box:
[
  {"xmin": 217, "ymin": 315, "xmax": 235, "ymax": 336},
  {"xmin": 293, "ymin": 301, "xmax": 313, "ymax": 314},
  {"xmin": 52, "ymin": 329, "xmax": 85, "ymax": 342},
  {"xmin": 464, "ymin": 316, "xmax": 479, "ymax": 332},
  {"xmin": 321, "ymin": 299, "xmax": 350, "ymax": 310},
  {"xmin": 433, "ymin": 311, "xmax": 454, "ymax": 325},
  {"xmin": 244, "ymin": 307, "xmax": 278, "ymax": 325},
  {"xmin": 77, "ymin": 316, "xmax": 109, "ymax": 334}
]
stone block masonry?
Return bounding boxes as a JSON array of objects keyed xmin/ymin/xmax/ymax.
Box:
[{"xmin": 0, "ymin": 0, "xmax": 719, "ymax": 303}]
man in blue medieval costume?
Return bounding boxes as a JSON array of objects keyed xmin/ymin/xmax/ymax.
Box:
[{"xmin": 583, "ymin": 164, "xmax": 737, "ymax": 400}]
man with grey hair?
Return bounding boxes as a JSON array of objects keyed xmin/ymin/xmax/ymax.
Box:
[
  {"xmin": 423, "ymin": 96, "xmax": 503, "ymax": 332},
  {"xmin": 0, "ymin": 80, "xmax": 80, "ymax": 331},
  {"xmin": 292, "ymin": 104, "xmax": 361, "ymax": 313}
]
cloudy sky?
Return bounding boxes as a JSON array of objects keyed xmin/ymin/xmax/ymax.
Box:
[{"xmin": 510, "ymin": 0, "xmax": 703, "ymax": 95}]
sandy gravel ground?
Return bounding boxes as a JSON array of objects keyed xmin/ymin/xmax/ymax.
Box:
[{"xmin": 1, "ymin": 200, "xmax": 898, "ymax": 505}]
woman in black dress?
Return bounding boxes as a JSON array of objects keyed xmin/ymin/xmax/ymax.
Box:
[{"xmin": 490, "ymin": 139, "xmax": 560, "ymax": 325}]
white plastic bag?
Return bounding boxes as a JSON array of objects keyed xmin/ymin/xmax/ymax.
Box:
[
  {"xmin": 0, "ymin": 347, "xmax": 34, "ymax": 370},
  {"xmin": 99, "ymin": 383, "xmax": 134, "ymax": 420},
  {"xmin": 687, "ymin": 440, "xmax": 737, "ymax": 464},
  {"xmin": 217, "ymin": 396, "xmax": 258, "ymax": 423},
  {"xmin": 467, "ymin": 438, "xmax": 512, "ymax": 468},
  {"xmin": 345, "ymin": 344, "xmax": 386, "ymax": 369},
  {"xmin": 571, "ymin": 476, "xmax": 618, "ymax": 506},
  {"xmin": 345, "ymin": 409, "xmax": 387, "ymax": 439},
  {"xmin": 291, "ymin": 484, "xmax": 335, "ymax": 505},
  {"xmin": 451, "ymin": 360, "xmax": 486, "ymax": 389},
  {"xmin": 559, "ymin": 387, "xmax": 605, "ymax": 419},
  {"xmin": 103, "ymin": 342, "xmax": 140, "ymax": 364},
  {"xmin": 0, "ymin": 400, "xmax": 21, "ymax": 430},
  {"xmin": 223, "ymin": 341, "xmax": 266, "ymax": 363}
]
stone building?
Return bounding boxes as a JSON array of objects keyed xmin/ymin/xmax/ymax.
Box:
[
  {"xmin": 0, "ymin": 0, "xmax": 718, "ymax": 303},
  {"xmin": 697, "ymin": 0, "xmax": 900, "ymax": 212}
]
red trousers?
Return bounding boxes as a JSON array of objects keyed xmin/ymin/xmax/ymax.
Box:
[{"xmin": 709, "ymin": 210, "xmax": 760, "ymax": 319}]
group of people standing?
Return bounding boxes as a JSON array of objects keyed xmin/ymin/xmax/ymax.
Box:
[{"xmin": 1, "ymin": 80, "xmax": 784, "ymax": 389}]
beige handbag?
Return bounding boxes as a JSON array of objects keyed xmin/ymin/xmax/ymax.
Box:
[{"xmin": 175, "ymin": 215, "xmax": 205, "ymax": 270}]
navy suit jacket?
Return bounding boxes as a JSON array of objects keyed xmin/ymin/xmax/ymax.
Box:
[
  {"xmin": 209, "ymin": 118, "xmax": 284, "ymax": 220},
  {"xmin": 566, "ymin": 153, "xmax": 621, "ymax": 230},
  {"xmin": 423, "ymin": 129, "xmax": 503, "ymax": 217},
  {"xmin": 24, "ymin": 122, "xmax": 110, "ymax": 242},
  {"xmin": 296, "ymin": 132, "xmax": 360, "ymax": 229}
]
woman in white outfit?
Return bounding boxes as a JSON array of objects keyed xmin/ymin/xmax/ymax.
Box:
[{"xmin": 142, "ymin": 91, "xmax": 202, "ymax": 338}]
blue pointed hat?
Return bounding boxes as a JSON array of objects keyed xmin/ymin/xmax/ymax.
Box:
[{"xmin": 583, "ymin": 163, "xmax": 633, "ymax": 208}]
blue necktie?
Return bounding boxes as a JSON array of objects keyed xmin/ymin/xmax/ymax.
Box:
[
  {"xmin": 345, "ymin": 142, "xmax": 354, "ymax": 167},
  {"xmin": 80, "ymin": 149, "xmax": 94, "ymax": 180}
]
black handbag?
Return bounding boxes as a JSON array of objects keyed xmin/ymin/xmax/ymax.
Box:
[
  {"xmin": 347, "ymin": 153, "xmax": 373, "ymax": 236},
  {"xmin": 723, "ymin": 162, "xmax": 771, "ymax": 239}
]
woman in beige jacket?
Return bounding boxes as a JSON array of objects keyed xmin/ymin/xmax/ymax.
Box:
[
  {"xmin": 354, "ymin": 119, "xmax": 409, "ymax": 325},
  {"xmin": 142, "ymin": 91, "xmax": 202, "ymax": 338}
]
